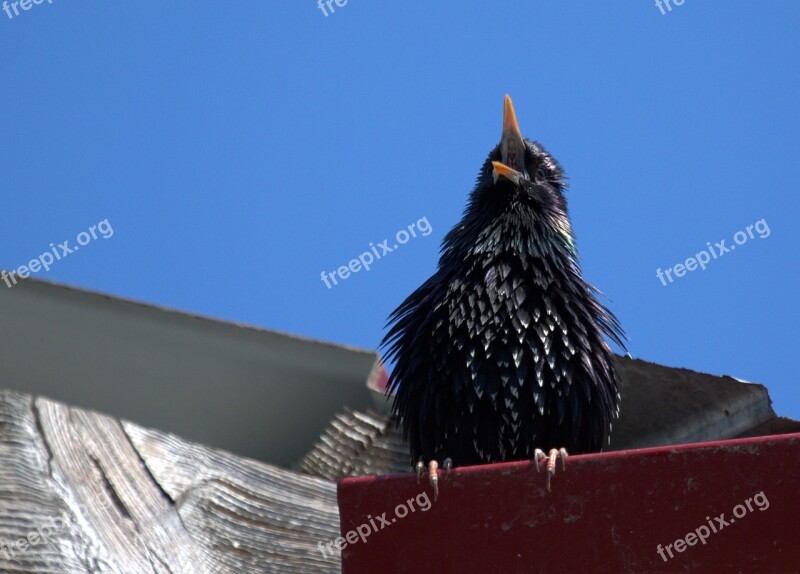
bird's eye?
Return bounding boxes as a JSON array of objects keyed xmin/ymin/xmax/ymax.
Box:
[{"xmin": 536, "ymin": 167, "xmax": 548, "ymax": 181}]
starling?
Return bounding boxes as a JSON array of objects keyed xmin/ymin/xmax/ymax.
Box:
[{"xmin": 381, "ymin": 95, "xmax": 625, "ymax": 497}]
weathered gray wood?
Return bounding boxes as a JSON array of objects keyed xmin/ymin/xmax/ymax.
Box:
[
  {"xmin": 0, "ymin": 391, "xmax": 340, "ymax": 573},
  {"xmin": 300, "ymin": 408, "xmax": 408, "ymax": 480},
  {"xmin": 124, "ymin": 423, "xmax": 341, "ymax": 573},
  {"xmin": 0, "ymin": 391, "xmax": 88, "ymax": 573}
]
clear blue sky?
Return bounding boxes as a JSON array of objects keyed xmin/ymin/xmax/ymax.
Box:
[{"xmin": 2, "ymin": 2, "xmax": 798, "ymax": 419}]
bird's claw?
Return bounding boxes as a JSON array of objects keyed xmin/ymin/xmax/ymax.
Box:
[
  {"xmin": 428, "ymin": 460, "xmax": 440, "ymax": 501},
  {"xmin": 534, "ymin": 448, "xmax": 568, "ymax": 492},
  {"xmin": 415, "ymin": 458, "xmax": 452, "ymax": 501}
]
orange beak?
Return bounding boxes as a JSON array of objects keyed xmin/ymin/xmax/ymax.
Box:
[
  {"xmin": 492, "ymin": 161, "xmax": 524, "ymax": 185},
  {"xmin": 500, "ymin": 94, "xmax": 526, "ymax": 172}
]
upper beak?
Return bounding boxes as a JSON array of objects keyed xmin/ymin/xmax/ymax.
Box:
[
  {"xmin": 492, "ymin": 161, "xmax": 524, "ymax": 185},
  {"xmin": 500, "ymin": 94, "xmax": 526, "ymax": 174}
]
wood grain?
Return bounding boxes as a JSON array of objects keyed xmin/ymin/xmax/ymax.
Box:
[{"xmin": 0, "ymin": 390, "xmax": 340, "ymax": 573}]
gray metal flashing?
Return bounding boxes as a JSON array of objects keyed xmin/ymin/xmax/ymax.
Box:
[{"xmin": 0, "ymin": 276, "xmax": 380, "ymax": 467}]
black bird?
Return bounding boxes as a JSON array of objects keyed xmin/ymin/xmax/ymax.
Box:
[{"xmin": 381, "ymin": 95, "xmax": 625, "ymax": 497}]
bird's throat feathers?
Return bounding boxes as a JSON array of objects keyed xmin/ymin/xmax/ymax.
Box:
[{"xmin": 441, "ymin": 190, "xmax": 578, "ymax": 271}]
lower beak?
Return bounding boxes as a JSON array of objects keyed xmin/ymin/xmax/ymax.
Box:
[{"xmin": 492, "ymin": 161, "xmax": 524, "ymax": 185}]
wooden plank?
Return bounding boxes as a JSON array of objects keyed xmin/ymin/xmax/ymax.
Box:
[
  {"xmin": 300, "ymin": 409, "xmax": 408, "ymax": 480},
  {"xmin": 0, "ymin": 391, "xmax": 341, "ymax": 573},
  {"xmin": 125, "ymin": 422, "xmax": 341, "ymax": 573},
  {"xmin": 0, "ymin": 391, "xmax": 88, "ymax": 573}
]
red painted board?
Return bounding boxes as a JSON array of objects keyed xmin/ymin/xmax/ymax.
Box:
[{"xmin": 337, "ymin": 432, "xmax": 800, "ymax": 573}]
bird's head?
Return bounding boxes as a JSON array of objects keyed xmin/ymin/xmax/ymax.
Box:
[{"xmin": 447, "ymin": 95, "xmax": 575, "ymax": 258}]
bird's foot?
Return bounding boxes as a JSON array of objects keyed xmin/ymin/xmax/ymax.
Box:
[
  {"xmin": 415, "ymin": 458, "xmax": 452, "ymax": 501},
  {"xmin": 534, "ymin": 448, "xmax": 568, "ymax": 493}
]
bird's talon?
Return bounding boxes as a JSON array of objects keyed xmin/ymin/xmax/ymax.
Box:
[
  {"xmin": 533, "ymin": 448, "xmax": 568, "ymax": 493},
  {"xmin": 428, "ymin": 460, "xmax": 440, "ymax": 501},
  {"xmin": 533, "ymin": 448, "xmax": 546, "ymax": 473},
  {"xmin": 415, "ymin": 460, "xmax": 424, "ymax": 484}
]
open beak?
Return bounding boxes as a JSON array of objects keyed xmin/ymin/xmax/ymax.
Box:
[
  {"xmin": 492, "ymin": 161, "xmax": 524, "ymax": 185},
  {"xmin": 500, "ymin": 95, "xmax": 526, "ymax": 174}
]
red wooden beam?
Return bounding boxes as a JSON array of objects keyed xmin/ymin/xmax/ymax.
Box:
[{"xmin": 337, "ymin": 432, "xmax": 800, "ymax": 573}]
